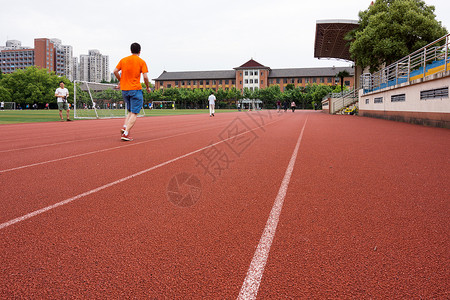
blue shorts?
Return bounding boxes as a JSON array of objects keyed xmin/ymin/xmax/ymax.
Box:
[{"xmin": 122, "ymin": 90, "xmax": 143, "ymax": 114}]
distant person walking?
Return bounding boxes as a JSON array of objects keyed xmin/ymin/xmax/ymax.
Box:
[
  {"xmin": 55, "ymin": 81, "xmax": 71, "ymax": 121},
  {"xmin": 291, "ymin": 101, "xmax": 296, "ymax": 112},
  {"xmin": 113, "ymin": 42, "xmax": 151, "ymax": 141},
  {"xmin": 1, "ymin": 101, "xmax": 4, "ymax": 110},
  {"xmin": 208, "ymin": 91, "xmax": 216, "ymax": 117},
  {"xmin": 282, "ymin": 100, "xmax": 288, "ymax": 112},
  {"xmin": 276, "ymin": 100, "xmax": 281, "ymax": 113}
]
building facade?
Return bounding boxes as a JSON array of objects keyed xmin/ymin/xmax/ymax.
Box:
[
  {"xmin": 0, "ymin": 38, "xmax": 72, "ymax": 78},
  {"xmin": 77, "ymin": 49, "xmax": 110, "ymax": 83},
  {"xmin": 154, "ymin": 59, "xmax": 354, "ymax": 92},
  {"xmin": 0, "ymin": 38, "xmax": 110, "ymax": 82}
]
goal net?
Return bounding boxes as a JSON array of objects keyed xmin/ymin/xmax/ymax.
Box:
[
  {"xmin": 74, "ymin": 81, "xmax": 146, "ymax": 119},
  {"xmin": 1, "ymin": 102, "xmax": 16, "ymax": 110}
]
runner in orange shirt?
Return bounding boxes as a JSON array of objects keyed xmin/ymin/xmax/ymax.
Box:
[{"xmin": 113, "ymin": 43, "xmax": 151, "ymax": 141}]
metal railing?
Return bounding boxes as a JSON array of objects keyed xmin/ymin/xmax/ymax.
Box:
[
  {"xmin": 332, "ymin": 89, "xmax": 358, "ymax": 113},
  {"xmin": 360, "ymin": 33, "xmax": 450, "ymax": 94},
  {"xmin": 322, "ymin": 88, "xmax": 359, "ymax": 113}
]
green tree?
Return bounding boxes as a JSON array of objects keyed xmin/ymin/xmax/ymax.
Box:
[
  {"xmin": 0, "ymin": 86, "xmax": 12, "ymax": 102},
  {"xmin": 335, "ymin": 70, "xmax": 350, "ymax": 96},
  {"xmin": 258, "ymin": 85, "xmax": 281, "ymax": 108},
  {"xmin": 0, "ymin": 66, "xmax": 73, "ymax": 106},
  {"xmin": 347, "ymin": 0, "xmax": 447, "ymax": 72}
]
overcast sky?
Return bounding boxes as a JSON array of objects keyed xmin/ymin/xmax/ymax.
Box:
[{"xmin": 1, "ymin": 0, "xmax": 449, "ymax": 81}]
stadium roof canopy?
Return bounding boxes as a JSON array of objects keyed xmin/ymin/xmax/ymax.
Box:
[{"xmin": 314, "ymin": 19, "xmax": 359, "ymax": 62}]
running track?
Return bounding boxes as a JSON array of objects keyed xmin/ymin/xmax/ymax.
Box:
[{"xmin": 0, "ymin": 111, "xmax": 449, "ymax": 298}]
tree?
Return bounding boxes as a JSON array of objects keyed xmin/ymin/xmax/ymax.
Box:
[
  {"xmin": 0, "ymin": 66, "xmax": 73, "ymax": 106},
  {"xmin": 347, "ymin": 0, "xmax": 448, "ymax": 72},
  {"xmin": 0, "ymin": 86, "xmax": 11, "ymax": 102},
  {"xmin": 336, "ymin": 70, "xmax": 350, "ymax": 96}
]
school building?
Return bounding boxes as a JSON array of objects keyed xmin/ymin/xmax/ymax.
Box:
[{"xmin": 154, "ymin": 59, "xmax": 354, "ymax": 92}]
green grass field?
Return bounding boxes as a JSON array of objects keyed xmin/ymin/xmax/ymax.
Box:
[{"xmin": 0, "ymin": 109, "xmax": 239, "ymax": 124}]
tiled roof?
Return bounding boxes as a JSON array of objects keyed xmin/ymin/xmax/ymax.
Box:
[
  {"xmin": 269, "ymin": 66, "xmax": 354, "ymax": 78},
  {"xmin": 154, "ymin": 66, "xmax": 354, "ymax": 81},
  {"xmin": 154, "ymin": 70, "xmax": 235, "ymax": 81},
  {"xmin": 234, "ymin": 59, "xmax": 269, "ymax": 69}
]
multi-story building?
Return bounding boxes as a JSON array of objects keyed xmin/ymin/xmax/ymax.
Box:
[
  {"xmin": 60, "ymin": 43, "xmax": 74, "ymax": 81},
  {"xmin": 72, "ymin": 57, "xmax": 78, "ymax": 82},
  {"xmin": 0, "ymin": 38, "xmax": 75, "ymax": 79},
  {"xmin": 0, "ymin": 38, "xmax": 110, "ymax": 82},
  {"xmin": 77, "ymin": 49, "xmax": 110, "ymax": 82},
  {"xmin": 154, "ymin": 59, "xmax": 354, "ymax": 92},
  {"xmin": 0, "ymin": 40, "xmax": 34, "ymax": 74}
]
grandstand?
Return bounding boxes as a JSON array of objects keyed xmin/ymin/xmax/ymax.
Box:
[
  {"xmin": 315, "ymin": 19, "xmax": 450, "ymax": 128},
  {"xmin": 359, "ymin": 33, "xmax": 450, "ymax": 128}
]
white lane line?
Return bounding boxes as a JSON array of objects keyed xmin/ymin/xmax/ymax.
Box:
[
  {"xmin": 238, "ymin": 117, "xmax": 308, "ymax": 300},
  {"xmin": 0, "ymin": 116, "xmax": 284, "ymax": 230},
  {"xmin": 0, "ymin": 118, "xmax": 219, "ymax": 153},
  {"xmin": 0, "ymin": 121, "xmax": 230, "ymax": 173}
]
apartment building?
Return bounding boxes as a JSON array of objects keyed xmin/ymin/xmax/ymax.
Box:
[
  {"xmin": 154, "ymin": 59, "xmax": 354, "ymax": 92},
  {"xmin": 0, "ymin": 40, "xmax": 35, "ymax": 74},
  {"xmin": 0, "ymin": 38, "xmax": 110, "ymax": 82},
  {"xmin": 78, "ymin": 49, "xmax": 110, "ymax": 83},
  {"xmin": 0, "ymin": 38, "xmax": 72, "ymax": 79}
]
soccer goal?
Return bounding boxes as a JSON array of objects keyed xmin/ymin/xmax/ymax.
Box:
[
  {"xmin": 74, "ymin": 81, "xmax": 146, "ymax": 119},
  {"xmin": 151, "ymin": 101, "xmax": 175, "ymax": 110},
  {"xmin": 1, "ymin": 102, "xmax": 16, "ymax": 110}
]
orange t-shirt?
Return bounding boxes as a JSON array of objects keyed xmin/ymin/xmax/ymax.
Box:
[{"xmin": 116, "ymin": 55, "xmax": 148, "ymax": 91}]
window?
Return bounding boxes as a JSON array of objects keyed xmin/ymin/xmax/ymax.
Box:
[
  {"xmin": 327, "ymin": 77, "xmax": 332, "ymax": 83},
  {"xmin": 374, "ymin": 97, "xmax": 383, "ymax": 103},
  {"xmin": 255, "ymin": 79, "xmax": 258, "ymax": 84},
  {"xmin": 290, "ymin": 79, "xmax": 295, "ymax": 84},
  {"xmin": 206, "ymin": 80, "xmax": 209, "ymax": 85},
  {"xmin": 312, "ymin": 78, "xmax": 316, "ymax": 83},
  {"xmin": 250, "ymin": 79, "xmax": 253, "ymax": 84},
  {"xmin": 391, "ymin": 94, "xmax": 406, "ymax": 102},
  {"xmin": 420, "ymin": 87, "xmax": 449, "ymax": 99},
  {"xmin": 232, "ymin": 80, "xmax": 235, "ymax": 84},
  {"xmin": 168, "ymin": 84, "xmax": 172, "ymax": 88},
  {"xmin": 276, "ymin": 79, "xmax": 280, "ymax": 84},
  {"xmin": 225, "ymin": 80, "xmax": 229, "ymax": 84},
  {"xmin": 345, "ymin": 81, "xmax": 350, "ymax": 86},
  {"xmin": 245, "ymin": 71, "xmax": 248, "ymax": 76},
  {"xmin": 200, "ymin": 80, "xmax": 203, "ymax": 85},
  {"xmin": 320, "ymin": 77, "xmax": 324, "ymax": 83},
  {"xmin": 175, "ymin": 81, "xmax": 179, "ymax": 86},
  {"xmin": 365, "ymin": 99, "xmax": 369, "ymax": 104},
  {"xmin": 245, "ymin": 79, "xmax": 248, "ymax": 84},
  {"xmin": 187, "ymin": 81, "xmax": 191, "ymax": 85},
  {"xmin": 284, "ymin": 79, "xmax": 288, "ymax": 84}
]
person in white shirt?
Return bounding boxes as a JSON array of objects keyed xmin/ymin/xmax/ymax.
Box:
[
  {"xmin": 208, "ymin": 92, "xmax": 216, "ymax": 117},
  {"xmin": 55, "ymin": 81, "xmax": 71, "ymax": 121}
]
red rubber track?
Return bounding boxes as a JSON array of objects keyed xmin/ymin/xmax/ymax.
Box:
[{"xmin": 0, "ymin": 111, "xmax": 448, "ymax": 298}]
